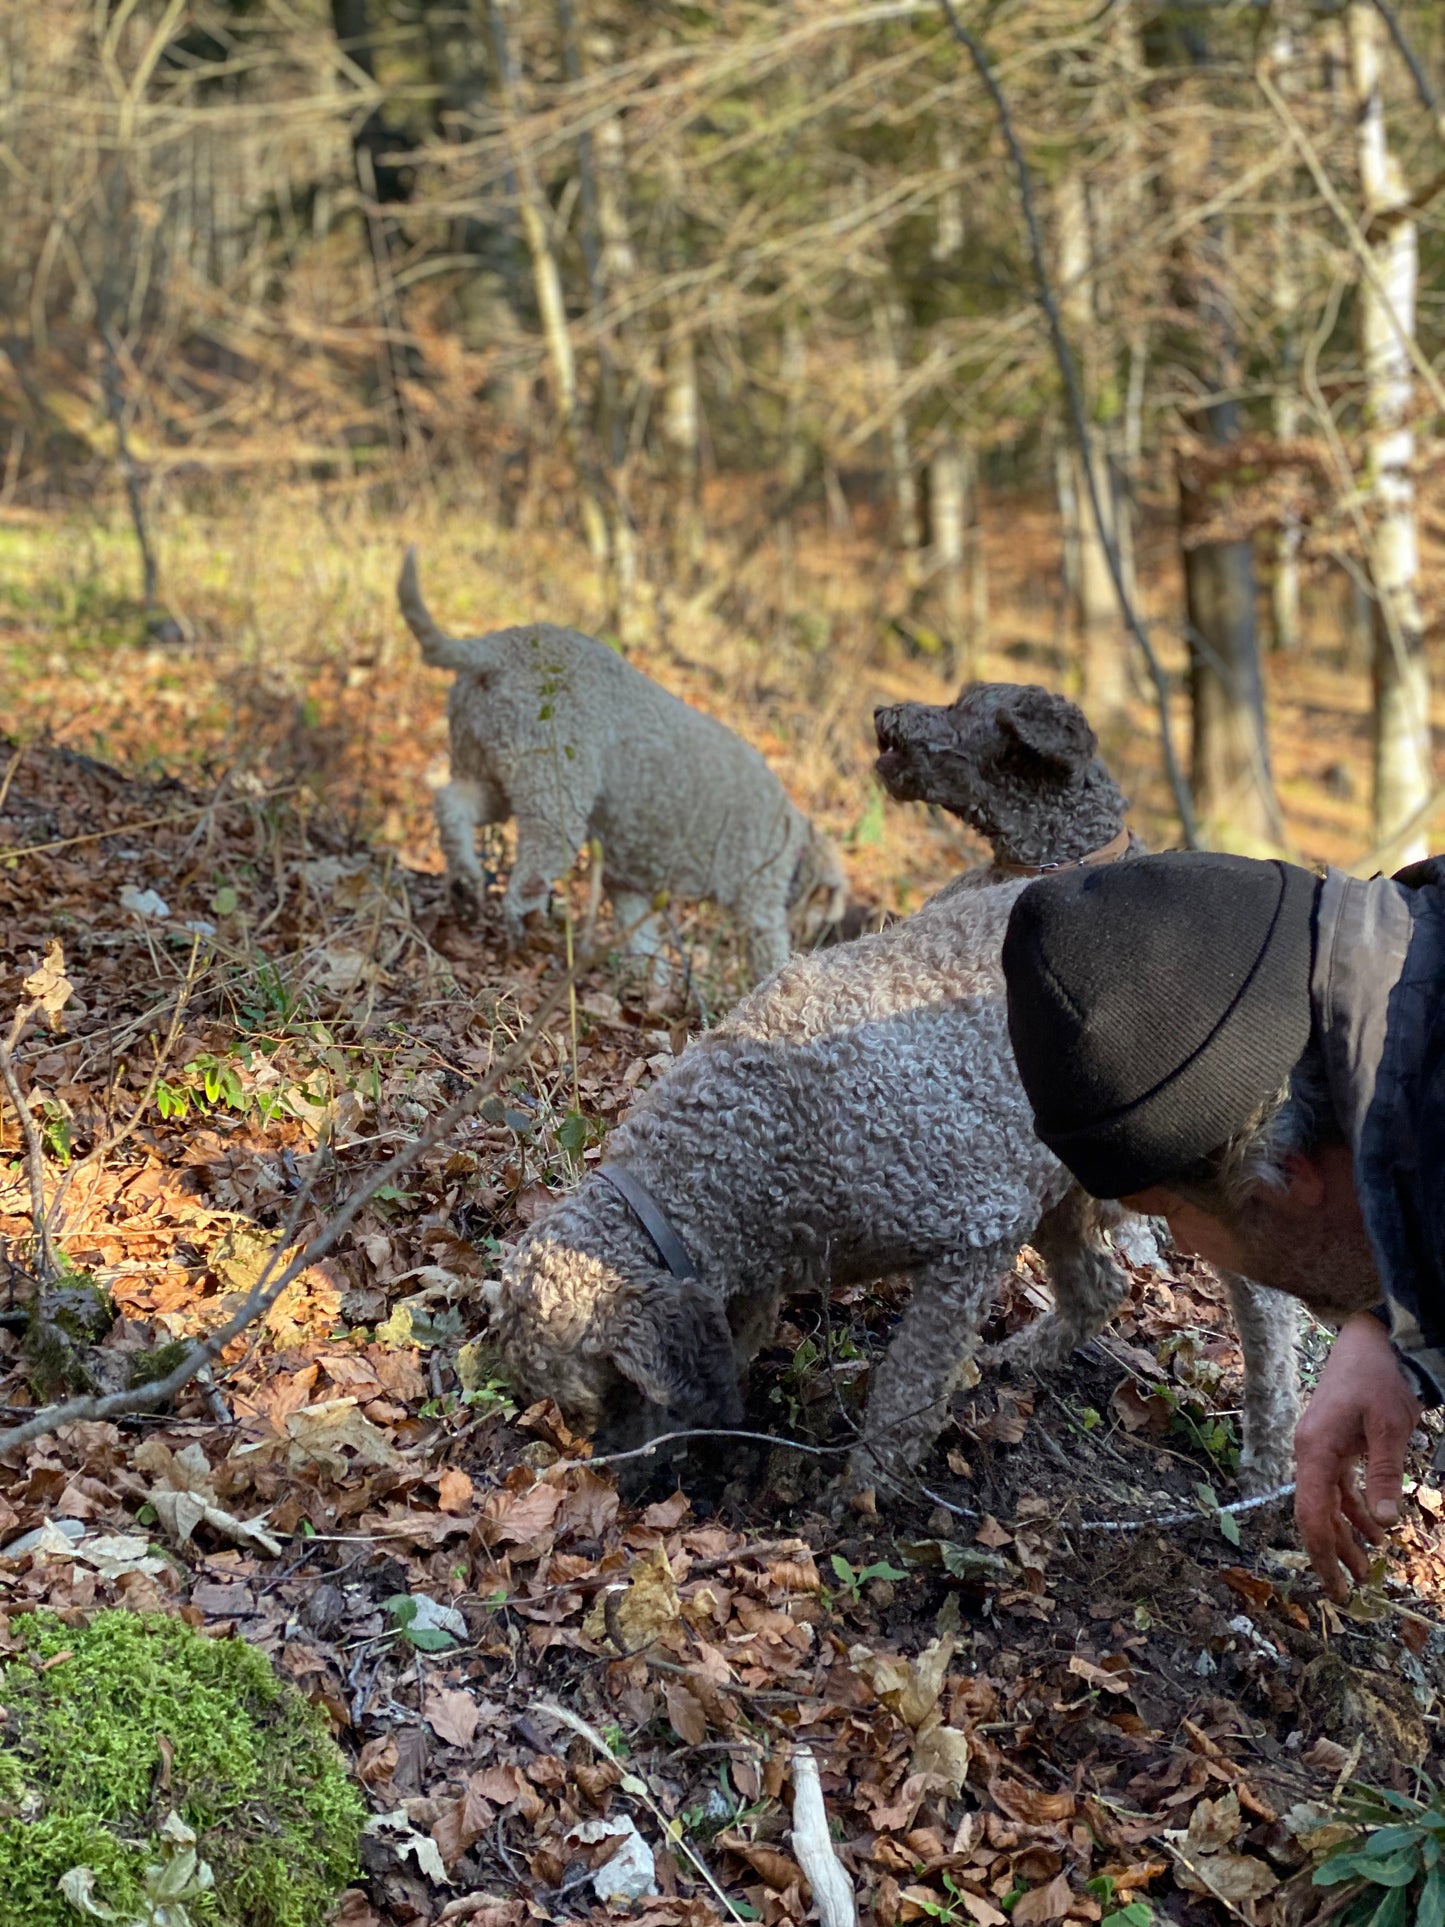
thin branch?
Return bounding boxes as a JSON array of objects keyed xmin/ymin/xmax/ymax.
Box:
[
  {"xmin": 936, "ymin": 0, "xmax": 1198, "ymax": 848},
  {"xmin": 0, "ymin": 1007, "xmax": 61, "ymax": 1283},
  {"xmin": 0, "ymin": 948, "xmax": 594, "ymax": 1454},
  {"xmin": 537, "ymin": 1700, "xmax": 745, "ymax": 1923},
  {"xmin": 1258, "ymin": 66, "xmax": 1445, "ymax": 423},
  {"xmin": 1369, "ymin": 0, "xmax": 1444, "ymax": 135}
]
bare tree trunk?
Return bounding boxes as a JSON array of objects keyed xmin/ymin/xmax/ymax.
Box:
[
  {"xmin": 928, "ymin": 442, "xmax": 966, "ymax": 667},
  {"xmin": 933, "ymin": 128, "xmax": 965, "ymax": 263},
  {"xmin": 1055, "ymin": 172, "xmax": 1129, "ymax": 719},
  {"xmin": 779, "ymin": 318, "xmax": 814, "ymax": 499},
  {"xmin": 1349, "ymin": 1, "xmax": 1431, "ymax": 863},
  {"xmin": 488, "ymin": 0, "xmax": 613, "ymax": 587},
  {"xmin": 873, "ymin": 298, "xmax": 920, "ymax": 558},
  {"xmin": 1179, "ymin": 412, "xmax": 1283, "ymax": 853},
  {"xmin": 663, "ymin": 322, "xmax": 703, "ymax": 585},
  {"xmin": 1269, "ymin": 24, "xmax": 1303, "ymax": 654}
]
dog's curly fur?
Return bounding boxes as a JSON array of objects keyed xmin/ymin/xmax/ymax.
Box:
[
  {"xmin": 399, "ymin": 549, "xmax": 846, "ymax": 978},
  {"xmin": 495, "ymin": 683, "xmax": 1300, "ymax": 1494},
  {"xmin": 874, "ymin": 681, "xmax": 1132, "ymax": 872},
  {"xmin": 497, "ymin": 686, "xmax": 1302, "ymax": 1495}
]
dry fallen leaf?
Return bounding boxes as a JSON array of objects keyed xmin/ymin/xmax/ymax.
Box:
[
  {"xmin": 583, "ymin": 1541, "xmax": 681, "ymax": 1649},
  {"xmin": 665, "ymin": 1679, "xmax": 708, "ymax": 1745},
  {"xmin": 1009, "ymin": 1872, "xmax": 1073, "ymax": 1925},
  {"xmin": 425, "ymin": 1686, "xmax": 482, "ymax": 1747},
  {"xmin": 22, "ymin": 938, "xmax": 73, "ymax": 1030},
  {"xmin": 912, "ymin": 1718, "xmax": 970, "ymax": 1794},
  {"xmin": 437, "ymin": 1469, "xmax": 475, "ymax": 1513},
  {"xmin": 1067, "ymin": 1654, "xmax": 1132, "ymax": 1694},
  {"xmin": 134, "ymin": 1438, "xmax": 282, "ymax": 1556},
  {"xmin": 851, "ymin": 1633, "xmax": 954, "ymax": 1730}
]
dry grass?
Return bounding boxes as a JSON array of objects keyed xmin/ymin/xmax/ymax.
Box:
[{"xmin": 0, "ymin": 476, "xmax": 1432, "ymax": 912}]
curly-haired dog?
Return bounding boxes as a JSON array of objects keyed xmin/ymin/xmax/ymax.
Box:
[
  {"xmin": 495, "ymin": 683, "xmax": 1300, "ymax": 1494},
  {"xmin": 399, "ymin": 549, "xmax": 845, "ymax": 978},
  {"xmin": 874, "ymin": 679, "xmax": 1133, "ymax": 876}
]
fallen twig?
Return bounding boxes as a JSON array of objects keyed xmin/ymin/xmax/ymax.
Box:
[
  {"xmin": 0, "ymin": 944, "xmax": 595, "ymax": 1454},
  {"xmin": 536, "ymin": 1700, "xmax": 746, "ymax": 1922},
  {"xmin": 790, "ymin": 1747, "xmax": 857, "ymax": 1927}
]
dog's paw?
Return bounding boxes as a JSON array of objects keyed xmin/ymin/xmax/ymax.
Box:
[
  {"xmin": 982, "ymin": 1318, "xmax": 1073, "ymax": 1374},
  {"xmin": 448, "ymin": 877, "xmax": 482, "ymax": 922}
]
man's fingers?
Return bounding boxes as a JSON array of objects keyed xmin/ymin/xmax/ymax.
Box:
[
  {"xmin": 1295, "ymin": 1460, "xmax": 1353, "ymax": 1599},
  {"xmin": 1363, "ymin": 1405, "xmax": 1414, "ymax": 1528},
  {"xmin": 1339, "ymin": 1475, "xmax": 1385, "ymax": 1545}
]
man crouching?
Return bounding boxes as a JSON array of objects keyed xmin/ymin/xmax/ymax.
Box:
[{"xmin": 999, "ymin": 850, "xmax": 1445, "ymax": 1601}]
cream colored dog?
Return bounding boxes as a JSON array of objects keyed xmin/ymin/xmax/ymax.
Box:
[{"xmin": 398, "ymin": 550, "xmax": 845, "ymax": 979}]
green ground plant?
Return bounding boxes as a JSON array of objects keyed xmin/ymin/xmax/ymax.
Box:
[
  {"xmin": 1313, "ymin": 1780, "xmax": 1445, "ymax": 1927},
  {"xmin": 0, "ymin": 1610, "xmax": 364, "ymax": 1927}
]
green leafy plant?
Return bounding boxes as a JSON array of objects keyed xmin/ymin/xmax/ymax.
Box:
[
  {"xmin": 37, "ymin": 1097, "xmax": 72, "ymax": 1166},
  {"xmin": 829, "ymin": 1553, "xmax": 908, "ymax": 1603},
  {"xmin": 155, "ymin": 1052, "xmax": 248, "ymax": 1123},
  {"xmin": 384, "ymin": 1595, "xmax": 460, "ymax": 1653},
  {"xmin": 1313, "ymin": 1781, "xmax": 1445, "ymax": 1927},
  {"xmin": 1194, "ymin": 1481, "xmax": 1242, "ymax": 1548},
  {"xmin": 912, "ymin": 1873, "xmax": 975, "ymax": 1922},
  {"xmin": 1087, "ymin": 1880, "xmax": 1154, "ymax": 1927}
]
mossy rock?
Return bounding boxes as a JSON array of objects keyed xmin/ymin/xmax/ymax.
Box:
[{"xmin": 0, "ymin": 1610, "xmax": 365, "ymax": 1927}]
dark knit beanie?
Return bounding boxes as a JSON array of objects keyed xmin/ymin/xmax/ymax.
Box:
[{"xmin": 1002, "ymin": 853, "xmax": 1320, "ymax": 1198}]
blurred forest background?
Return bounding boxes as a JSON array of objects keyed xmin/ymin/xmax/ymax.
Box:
[{"xmin": 2, "ymin": 0, "xmax": 1444, "ymax": 895}]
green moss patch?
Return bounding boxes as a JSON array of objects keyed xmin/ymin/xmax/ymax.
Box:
[{"xmin": 0, "ymin": 1610, "xmax": 364, "ymax": 1927}]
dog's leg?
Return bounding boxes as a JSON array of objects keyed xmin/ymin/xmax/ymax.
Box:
[
  {"xmin": 1224, "ymin": 1273, "xmax": 1300, "ymax": 1493},
  {"xmin": 434, "ymin": 780, "xmax": 486, "ymax": 915},
  {"xmin": 609, "ymin": 886, "xmax": 672, "ymax": 991},
  {"xmin": 743, "ymin": 909, "xmax": 792, "ymax": 984},
  {"xmin": 501, "ymin": 770, "xmax": 591, "ymax": 947},
  {"xmin": 986, "ymin": 1187, "xmax": 1129, "ymax": 1369},
  {"xmin": 849, "ymin": 1242, "xmax": 1014, "ymax": 1490}
]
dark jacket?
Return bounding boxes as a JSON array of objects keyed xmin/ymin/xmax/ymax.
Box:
[{"xmin": 1313, "ymin": 861, "xmax": 1445, "ymax": 1401}]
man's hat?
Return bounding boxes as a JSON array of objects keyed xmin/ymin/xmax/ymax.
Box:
[{"xmin": 1001, "ymin": 852, "xmax": 1320, "ymax": 1198}]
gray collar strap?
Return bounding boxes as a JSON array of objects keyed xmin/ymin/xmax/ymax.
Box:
[{"xmin": 596, "ymin": 1166, "xmax": 698, "ymax": 1280}]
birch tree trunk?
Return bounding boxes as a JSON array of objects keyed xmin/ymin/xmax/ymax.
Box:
[
  {"xmin": 1269, "ymin": 25, "xmax": 1303, "ymax": 654},
  {"xmin": 928, "ymin": 442, "xmax": 967, "ymax": 669},
  {"xmin": 1055, "ymin": 171, "xmax": 1129, "ymax": 720},
  {"xmin": 873, "ymin": 297, "xmax": 920, "ymax": 559},
  {"xmin": 663, "ymin": 322, "xmax": 703, "ymax": 585},
  {"xmin": 1348, "ymin": 1, "xmax": 1431, "ymax": 863}
]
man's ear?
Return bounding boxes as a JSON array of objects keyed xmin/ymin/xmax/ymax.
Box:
[
  {"xmin": 610, "ymin": 1279, "xmax": 744, "ymax": 1427},
  {"xmin": 997, "ymin": 687, "xmax": 1097, "ymax": 776},
  {"xmin": 1277, "ymin": 1152, "xmax": 1327, "ymax": 1213}
]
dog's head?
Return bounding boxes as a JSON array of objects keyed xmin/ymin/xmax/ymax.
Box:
[
  {"xmin": 874, "ymin": 683, "xmax": 1103, "ymax": 847},
  {"xmin": 496, "ymin": 1228, "xmax": 744, "ymax": 1463},
  {"xmin": 788, "ymin": 826, "xmax": 850, "ymax": 948}
]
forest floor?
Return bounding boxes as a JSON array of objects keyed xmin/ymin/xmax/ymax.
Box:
[{"xmin": 3, "ymin": 484, "xmax": 1445, "ymax": 1927}]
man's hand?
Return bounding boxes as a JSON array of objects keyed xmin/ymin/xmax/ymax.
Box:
[{"xmin": 1294, "ymin": 1312, "xmax": 1422, "ymax": 1600}]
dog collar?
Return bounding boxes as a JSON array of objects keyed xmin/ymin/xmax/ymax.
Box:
[
  {"xmin": 1000, "ymin": 824, "xmax": 1133, "ymax": 879},
  {"xmin": 595, "ymin": 1166, "xmax": 698, "ymax": 1280}
]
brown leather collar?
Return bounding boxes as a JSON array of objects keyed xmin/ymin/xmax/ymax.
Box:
[{"xmin": 998, "ymin": 824, "xmax": 1133, "ymax": 879}]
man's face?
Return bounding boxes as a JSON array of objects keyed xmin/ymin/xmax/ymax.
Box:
[{"xmin": 1122, "ymin": 1143, "xmax": 1382, "ymax": 1318}]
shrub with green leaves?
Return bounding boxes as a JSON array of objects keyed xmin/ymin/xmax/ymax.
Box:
[
  {"xmin": 0, "ymin": 1610, "xmax": 364, "ymax": 1927},
  {"xmin": 1313, "ymin": 1781, "xmax": 1445, "ymax": 1927}
]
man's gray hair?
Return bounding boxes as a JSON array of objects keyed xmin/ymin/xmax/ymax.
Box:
[{"xmin": 1166, "ymin": 1039, "xmax": 1340, "ymax": 1219}]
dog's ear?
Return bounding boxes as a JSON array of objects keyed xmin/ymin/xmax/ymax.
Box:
[
  {"xmin": 610, "ymin": 1278, "xmax": 744, "ymax": 1427},
  {"xmin": 996, "ymin": 687, "xmax": 1096, "ymax": 775}
]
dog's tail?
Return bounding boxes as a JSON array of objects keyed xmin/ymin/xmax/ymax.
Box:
[{"xmin": 398, "ymin": 547, "xmax": 493, "ymax": 673}]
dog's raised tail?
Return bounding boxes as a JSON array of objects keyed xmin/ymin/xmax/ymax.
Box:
[{"xmin": 398, "ymin": 547, "xmax": 483, "ymax": 673}]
